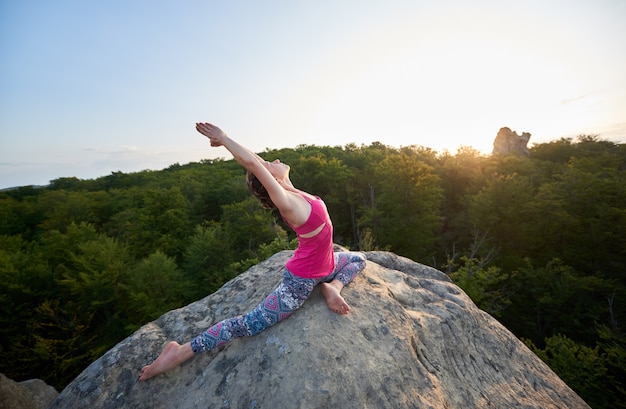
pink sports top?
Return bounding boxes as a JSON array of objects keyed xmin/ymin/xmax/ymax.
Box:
[{"xmin": 282, "ymin": 193, "xmax": 335, "ymax": 278}]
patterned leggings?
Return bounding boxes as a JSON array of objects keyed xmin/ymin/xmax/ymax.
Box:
[{"xmin": 190, "ymin": 251, "xmax": 366, "ymax": 354}]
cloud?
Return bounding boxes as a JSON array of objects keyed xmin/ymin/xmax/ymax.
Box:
[
  {"xmin": 83, "ymin": 145, "xmax": 140, "ymax": 154},
  {"xmin": 0, "ymin": 161, "xmax": 39, "ymax": 167},
  {"xmin": 559, "ymin": 95, "xmax": 587, "ymax": 105}
]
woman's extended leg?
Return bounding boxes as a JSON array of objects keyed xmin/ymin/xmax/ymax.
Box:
[
  {"xmin": 190, "ymin": 270, "xmax": 316, "ymax": 354},
  {"xmin": 139, "ymin": 341, "xmax": 194, "ymax": 381},
  {"xmin": 140, "ymin": 271, "xmax": 315, "ymax": 380}
]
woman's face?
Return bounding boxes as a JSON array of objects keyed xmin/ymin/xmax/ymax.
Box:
[{"xmin": 264, "ymin": 159, "xmax": 290, "ymax": 180}]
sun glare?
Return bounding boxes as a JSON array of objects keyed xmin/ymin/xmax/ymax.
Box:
[{"xmin": 271, "ymin": 10, "xmax": 601, "ymax": 155}]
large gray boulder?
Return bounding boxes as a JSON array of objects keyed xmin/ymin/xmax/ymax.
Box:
[{"xmin": 48, "ymin": 251, "xmax": 590, "ymax": 409}]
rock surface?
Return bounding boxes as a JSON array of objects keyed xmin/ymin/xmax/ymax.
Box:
[
  {"xmin": 0, "ymin": 373, "xmax": 58, "ymax": 409},
  {"xmin": 493, "ymin": 127, "xmax": 531, "ymax": 156},
  {"xmin": 48, "ymin": 250, "xmax": 590, "ymax": 409}
]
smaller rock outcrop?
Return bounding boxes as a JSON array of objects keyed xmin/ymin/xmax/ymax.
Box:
[
  {"xmin": 0, "ymin": 373, "xmax": 58, "ymax": 409},
  {"xmin": 493, "ymin": 127, "xmax": 531, "ymax": 156}
]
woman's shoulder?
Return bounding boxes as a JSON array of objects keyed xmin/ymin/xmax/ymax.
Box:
[
  {"xmin": 279, "ymin": 190, "xmax": 314, "ymax": 227},
  {"xmin": 293, "ymin": 190, "xmax": 319, "ymax": 203}
]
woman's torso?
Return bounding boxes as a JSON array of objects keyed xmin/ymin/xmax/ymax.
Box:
[{"xmin": 282, "ymin": 193, "xmax": 334, "ymax": 278}]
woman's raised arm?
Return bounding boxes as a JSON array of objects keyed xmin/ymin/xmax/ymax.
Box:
[
  {"xmin": 195, "ymin": 123, "xmax": 261, "ymax": 166},
  {"xmin": 195, "ymin": 123, "xmax": 294, "ymax": 213}
]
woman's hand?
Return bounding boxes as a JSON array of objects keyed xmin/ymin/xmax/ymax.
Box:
[{"xmin": 195, "ymin": 122, "xmax": 227, "ymax": 147}]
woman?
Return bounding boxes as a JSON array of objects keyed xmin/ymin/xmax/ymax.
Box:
[{"xmin": 139, "ymin": 123, "xmax": 366, "ymax": 381}]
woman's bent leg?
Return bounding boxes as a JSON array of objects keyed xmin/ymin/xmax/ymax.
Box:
[
  {"xmin": 332, "ymin": 252, "xmax": 366, "ymax": 286},
  {"xmin": 190, "ymin": 270, "xmax": 316, "ymax": 354},
  {"xmin": 320, "ymin": 252, "xmax": 366, "ymax": 314}
]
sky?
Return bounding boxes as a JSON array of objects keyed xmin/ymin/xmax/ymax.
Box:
[{"xmin": 1, "ymin": 0, "xmax": 625, "ymax": 189}]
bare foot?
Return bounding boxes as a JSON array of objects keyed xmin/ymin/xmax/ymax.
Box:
[
  {"xmin": 139, "ymin": 341, "xmax": 194, "ymax": 381},
  {"xmin": 321, "ymin": 280, "xmax": 351, "ymax": 314}
]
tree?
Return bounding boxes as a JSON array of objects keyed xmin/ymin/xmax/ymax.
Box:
[
  {"xmin": 450, "ymin": 256, "xmax": 511, "ymax": 316},
  {"xmin": 361, "ymin": 149, "xmax": 443, "ymax": 262},
  {"xmin": 0, "ymin": 195, "xmax": 43, "ymax": 239},
  {"xmin": 53, "ymin": 228, "xmax": 133, "ymax": 351},
  {"xmin": 220, "ymin": 197, "xmax": 282, "ymax": 257},
  {"xmin": 106, "ymin": 186, "xmax": 192, "ymax": 260},
  {"xmin": 526, "ymin": 334, "xmax": 618, "ymax": 409},
  {"xmin": 466, "ymin": 170, "xmax": 535, "ymax": 270},
  {"xmin": 340, "ymin": 142, "xmax": 390, "ymax": 248},
  {"xmin": 122, "ymin": 251, "xmax": 189, "ymax": 327},
  {"xmin": 3, "ymin": 222, "xmax": 136, "ymax": 388},
  {"xmin": 37, "ymin": 190, "xmax": 112, "ymax": 232},
  {"xmin": 0, "ymin": 235, "xmax": 54, "ymax": 382},
  {"xmin": 436, "ymin": 147, "xmax": 487, "ymax": 259},
  {"xmin": 503, "ymin": 259, "xmax": 613, "ymax": 345},
  {"xmin": 532, "ymin": 156, "xmax": 626, "ymax": 276},
  {"xmin": 183, "ymin": 222, "xmax": 237, "ymax": 298}
]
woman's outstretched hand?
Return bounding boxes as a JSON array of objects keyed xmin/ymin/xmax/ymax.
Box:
[{"xmin": 196, "ymin": 122, "xmax": 227, "ymax": 147}]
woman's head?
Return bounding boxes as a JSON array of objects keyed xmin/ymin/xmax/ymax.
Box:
[{"xmin": 246, "ymin": 170, "xmax": 276, "ymax": 209}]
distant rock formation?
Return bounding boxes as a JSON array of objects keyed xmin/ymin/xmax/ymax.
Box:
[
  {"xmin": 0, "ymin": 373, "xmax": 58, "ymax": 409},
  {"xmin": 493, "ymin": 127, "xmax": 531, "ymax": 156},
  {"xmin": 48, "ymin": 250, "xmax": 590, "ymax": 409}
]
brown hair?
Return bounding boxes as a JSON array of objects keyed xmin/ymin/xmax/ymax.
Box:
[{"xmin": 246, "ymin": 170, "xmax": 276, "ymax": 209}]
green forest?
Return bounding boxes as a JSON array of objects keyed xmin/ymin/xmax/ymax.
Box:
[{"xmin": 1, "ymin": 135, "xmax": 624, "ymax": 408}]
